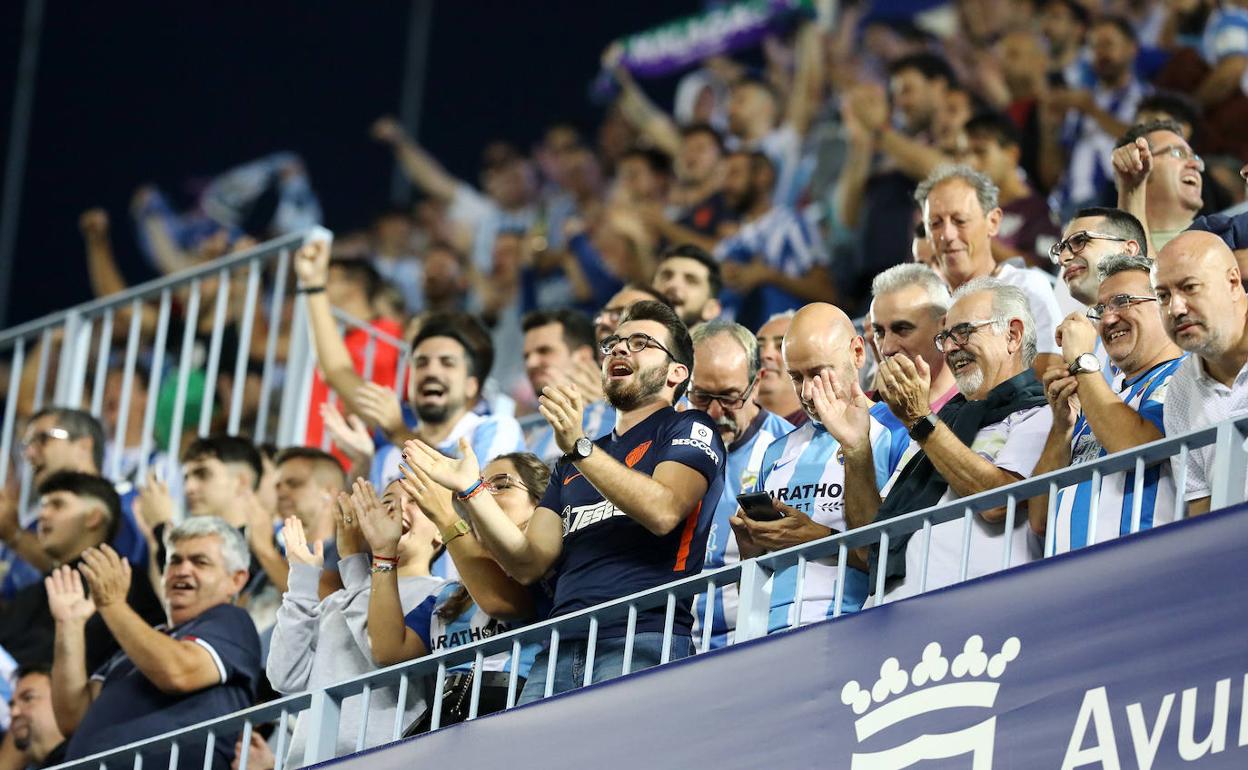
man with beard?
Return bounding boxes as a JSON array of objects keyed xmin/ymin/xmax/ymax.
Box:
[
  {"xmin": 1031, "ymin": 253, "xmax": 1186, "ymax": 552},
  {"xmin": 917, "ymin": 164, "xmax": 1064, "ymax": 377},
  {"xmin": 1, "ymin": 666, "xmax": 66, "ymax": 770},
  {"xmin": 731, "ymin": 303, "xmax": 910, "ymax": 628},
  {"xmin": 1111, "ymin": 119, "xmax": 1205, "ymax": 253},
  {"xmin": 714, "ymin": 151, "xmax": 837, "ymax": 330},
  {"xmin": 1155, "ymin": 231, "xmax": 1248, "ymax": 515},
  {"xmin": 652, "ymin": 244, "xmax": 722, "ymax": 328},
  {"xmin": 460, "ymin": 300, "xmax": 725, "ymax": 702},
  {"xmin": 636, "ymin": 124, "xmax": 736, "ymax": 252},
  {"xmin": 831, "ymin": 278, "xmax": 1051, "ymax": 602},
  {"xmin": 686, "ymin": 321, "xmax": 792, "ymax": 649},
  {"xmin": 754, "ymin": 312, "xmax": 806, "ymax": 426},
  {"xmin": 521, "ymin": 309, "xmax": 615, "ymax": 465}
]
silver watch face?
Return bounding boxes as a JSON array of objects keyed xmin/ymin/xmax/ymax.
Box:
[
  {"xmin": 1076, "ymin": 353, "xmax": 1101, "ymax": 372},
  {"xmin": 575, "ymin": 436, "xmax": 594, "ymax": 457}
]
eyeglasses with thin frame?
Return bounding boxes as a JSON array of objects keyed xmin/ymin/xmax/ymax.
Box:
[
  {"xmin": 687, "ymin": 375, "xmax": 757, "ymax": 411},
  {"xmin": 1048, "ymin": 230, "xmax": 1129, "ymax": 264},
  {"xmin": 1150, "ymin": 144, "xmax": 1205, "ymax": 172},
  {"xmin": 934, "ymin": 319, "xmax": 997, "ymax": 352},
  {"xmin": 20, "ymin": 427, "xmax": 71, "ymax": 451},
  {"xmin": 594, "ymin": 306, "xmax": 627, "ymax": 326},
  {"xmin": 484, "ymin": 473, "xmax": 528, "ymax": 495},
  {"xmin": 1085, "ymin": 294, "xmax": 1159, "ymax": 321},
  {"xmin": 599, "ymin": 332, "xmax": 675, "ymax": 360}
]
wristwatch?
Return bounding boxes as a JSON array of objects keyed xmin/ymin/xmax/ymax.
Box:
[
  {"xmin": 1068, "ymin": 353, "xmax": 1102, "ymax": 376},
  {"xmin": 908, "ymin": 413, "xmax": 939, "ymax": 442},
  {"xmin": 441, "ymin": 519, "xmax": 472, "ymax": 545},
  {"xmin": 561, "ymin": 436, "xmax": 594, "ymax": 464}
]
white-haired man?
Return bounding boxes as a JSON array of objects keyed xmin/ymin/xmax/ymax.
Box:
[
  {"xmin": 916, "ymin": 164, "xmax": 1064, "ymax": 377},
  {"xmin": 49, "ymin": 516, "xmax": 261, "ymax": 770}
]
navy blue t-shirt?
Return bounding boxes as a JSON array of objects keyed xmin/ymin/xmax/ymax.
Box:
[
  {"xmin": 65, "ymin": 603, "xmax": 262, "ymax": 770},
  {"xmin": 540, "ymin": 406, "xmax": 727, "ymax": 639}
]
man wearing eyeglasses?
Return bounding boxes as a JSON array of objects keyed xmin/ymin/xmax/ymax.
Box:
[
  {"xmin": 731, "ymin": 303, "xmax": 910, "ymax": 627},
  {"xmin": 1030, "ymin": 253, "xmax": 1186, "ymax": 552},
  {"xmin": 1155, "ymin": 230, "xmax": 1248, "ymax": 516},
  {"xmin": 467, "ymin": 300, "xmax": 726, "ymax": 702},
  {"xmin": 1111, "ymin": 119, "xmax": 1204, "ymax": 253},
  {"xmin": 686, "ymin": 321, "xmax": 793, "ymax": 649}
]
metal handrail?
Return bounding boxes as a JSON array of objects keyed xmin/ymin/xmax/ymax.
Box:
[{"xmin": 46, "ymin": 412, "xmax": 1248, "ymax": 770}]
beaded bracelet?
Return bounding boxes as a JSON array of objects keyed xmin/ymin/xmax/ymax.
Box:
[{"xmin": 456, "ymin": 477, "xmax": 487, "ymax": 501}]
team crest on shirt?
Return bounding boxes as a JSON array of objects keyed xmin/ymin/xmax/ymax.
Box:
[
  {"xmin": 690, "ymin": 423, "xmax": 715, "ymax": 445},
  {"xmin": 836, "ymin": 447, "xmax": 845, "ymax": 466}
]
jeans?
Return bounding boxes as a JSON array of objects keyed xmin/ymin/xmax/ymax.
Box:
[{"xmin": 517, "ymin": 632, "xmax": 693, "ymax": 705}]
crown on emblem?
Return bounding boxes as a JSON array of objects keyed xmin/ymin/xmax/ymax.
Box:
[{"xmin": 840, "ymin": 635, "xmax": 1021, "ymax": 716}]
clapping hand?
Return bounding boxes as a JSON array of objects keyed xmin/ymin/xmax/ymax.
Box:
[
  {"xmin": 78, "ymin": 545, "xmax": 131, "ymax": 609},
  {"xmin": 398, "ymin": 462, "xmax": 457, "ymax": 530},
  {"xmin": 352, "ymin": 383, "xmax": 406, "ymax": 437},
  {"xmin": 1042, "ymin": 367, "xmax": 1081, "ymax": 433},
  {"xmin": 403, "ymin": 437, "xmax": 481, "ymax": 494},
  {"xmin": 45, "ymin": 565, "xmax": 96, "ymax": 625},
  {"xmin": 538, "ymin": 384, "xmax": 586, "ymax": 455},
  {"xmin": 321, "ymin": 404, "xmax": 375, "ymax": 465},
  {"xmin": 283, "ymin": 516, "xmax": 324, "ymax": 568},
  {"xmin": 809, "ymin": 371, "xmax": 872, "ymax": 450},
  {"xmin": 349, "ymin": 479, "xmax": 402, "ymax": 559},
  {"xmin": 877, "ymin": 354, "xmax": 932, "ymax": 426},
  {"xmin": 135, "ymin": 469, "xmax": 175, "ymax": 534}
]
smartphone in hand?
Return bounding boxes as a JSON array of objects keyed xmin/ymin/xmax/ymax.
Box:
[{"xmin": 736, "ymin": 491, "xmax": 784, "ymax": 522}]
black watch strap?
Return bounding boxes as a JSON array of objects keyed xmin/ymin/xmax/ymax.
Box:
[{"xmin": 908, "ymin": 413, "xmax": 938, "ymax": 441}]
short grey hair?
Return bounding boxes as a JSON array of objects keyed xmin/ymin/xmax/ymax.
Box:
[
  {"xmin": 166, "ymin": 516, "xmax": 250, "ymax": 575},
  {"xmin": 1097, "ymin": 252, "xmax": 1154, "ymax": 281},
  {"xmin": 914, "ymin": 164, "xmax": 1000, "ymax": 214},
  {"xmin": 691, "ymin": 320, "xmax": 760, "ymax": 382},
  {"xmin": 951, "ymin": 276, "xmax": 1037, "ymax": 366},
  {"xmin": 871, "ymin": 263, "xmax": 952, "ymax": 317},
  {"xmin": 761, "ymin": 309, "xmax": 795, "ymax": 327}
]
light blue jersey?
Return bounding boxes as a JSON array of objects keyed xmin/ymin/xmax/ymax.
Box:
[
  {"xmin": 524, "ymin": 400, "xmax": 616, "ymax": 466},
  {"xmin": 404, "ymin": 582, "xmax": 539, "ymax": 677},
  {"xmin": 692, "ymin": 410, "xmax": 793, "ymax": 650},
  {"xmin": 1054, "ymin": 356, "xmax": 1185, "ymax": 553},
  {"xmin": 758, "ymin": 402, "xmax": 909, "ymax": 632}
]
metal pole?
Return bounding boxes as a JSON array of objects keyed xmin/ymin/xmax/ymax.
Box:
[
  {"xmin": 0, "ymin": 0, "xmax": 45, "ymax": 328},
  {"xmin": 390, "ymin": 0, "xmax": 434, "ymax": 205}
]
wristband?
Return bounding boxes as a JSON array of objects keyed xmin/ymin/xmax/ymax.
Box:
[
  {"xmin": 442, "ymin": 519, "xmax": 472, "ymax": 545},
  {"xmin": 297, "ymin": 285, "xmax": 326, "ymax": 295},
  {"xmin": 369, "ymin": 561, "xmax": 396, "ymax": 575},
  {"xmin": 456, "ymin": 478, "xmax": 486, "ymax": 501},
  {"xmin": 371, "ymin": 553, "xmax": 398, "ymax": 564}
]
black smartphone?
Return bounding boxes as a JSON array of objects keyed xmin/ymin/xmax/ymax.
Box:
[{"xmin": 737, "ymin": 491, "xmax": 784, "ymax": 522}]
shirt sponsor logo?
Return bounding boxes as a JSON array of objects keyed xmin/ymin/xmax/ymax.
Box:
[
  {"xmin": 671, "ymin": 438, "xmax": 720, "ymax": 465},
  {"xmin": 690, "ymin": 423, "xmax": 715, "ymax": 445},
  {"xmin": 561, "ymin": 500, "xmax": 627, "ymax": 535},
  {"xmin": 625, "ymin": 441, "xmax": 652, "ymax": 468}
]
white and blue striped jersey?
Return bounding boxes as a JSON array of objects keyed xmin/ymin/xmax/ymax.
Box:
[
  {"xmin": 372, "ymin": 411, "xmax": 524, "ymax": 580},
  {"xmin": 758, "ymin": 402, "xmax": 909, "ymax": 631},
  {"xmin": 524, "ymin": 400, "xmax": 616, "ymax": 466},
  {"xmin": 692, "ymin": 410, "xmax": 794, "ymax": 650},
  {"xmin": 713, "ymin": 205, "xmax": 827, "ymax": 324},
  {"xmin": 404, "ymin": 582, "xmax": 539, "ymax": 677},
  {"xmin": 1053, "ymin": 356, "xmax": 1185, "ymax": 553}
]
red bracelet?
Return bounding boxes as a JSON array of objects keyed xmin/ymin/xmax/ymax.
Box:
[{"xmin": 371, "ymin": 554, "xmax": 398, "ymax": 564}]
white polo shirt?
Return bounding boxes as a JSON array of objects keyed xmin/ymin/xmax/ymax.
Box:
[
  {"xmin": 1161, "ymin": 353, "xmax": 1248, "ymax": 502},
  {"xmin": 994, "ymin": 263, "xmax": 1064, "ymax": 358}
]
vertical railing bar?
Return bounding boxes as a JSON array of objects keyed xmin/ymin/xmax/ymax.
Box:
[
  {"xmin": 200, "ymin": 731, "xmax": 215, "ymax": 770},
  {"xmin": 790, "ymin": 554, "xmax": 806, "ymax": 630},
  {"xmin": 659, "ymin": 591, "xmax": 676, "ymax": 664},
  {"xmin": 698, "ymin": 581, "xmax": 715, "ymax": 652},
  {"xmin": 52, "ymin": 312, "xmax": 79, "ymax": 406},
  {"xmin": 0, "ymin": 337, "xmax": 25, "ymax": 486},
  {"xmin": 274, "ymin": 294, "xmax": 308, "ymax": 445},
  {"xmin": 583, "ymin": 616, "xmax": 599, "ymax": 687},
  {"xmin": 67, "ymin": 315, "xmax": 93, "ymax": 408},
  {"xmin": 110, "ymin": 300, "xmax": 142, "ymax": 480},
  {"xmin": 957, "ymin": 506, "xmax": 973, "ymax": 582},
  {"xmin": 1044, "ymin": 481, "xmax": 1058, "ymax": 557},
  {"xmin": 918, "ymin": 516, "xmax": 933, "ymax": 592},
  {"xmin": 873, "ymin": 530, "xmax": 890, "ymax": 605},
  {"xmin": 321, "ymin": 390, "xmax": 337, "ymax": 452},
  {"xmin": 198, "ymin": 267, "xmax": 231, "ymax": 436},
  {"xmin": 167, "ymin": 741, "xmax": 178, "ymax": 770},
  {"xmin": 1085, "ymin": 469, "xmax": 1102, "ymax": 546},
  {"xmin": 32, "ymin": 327, "xmax": 52, "ymax": 410},
  {"xmin": 543, "ymin": 628, "xmax": 560, "ymax": 699},
  {"xmin": 292, "ymin": 310, "xmax": 318, "ymax": 445},
  {"xmin": 1001, "ymin": 494, "xmax": 1017, "ymax": 569},
  {"xmin": 832, "ymin": 543, "xmax": 847, "ymax": 618},
  {"xmin": 228, "ymin": 259, "xmax": 261, "ymax": 435},
  {"xmin": 362, "ymin": 332, "xmax": 377, "ymax": 382},
  {"xmin": 89, "ymin": 310, "xmax": 113, "ymax": 417},
  {"xmin": 506, "ymin": 640, "xmax": 521, "ymax": 709},
  {"xmin": 138, "ymin": 290, "xmax": 172, "ymax": 482},
  {"xmin": 272, "ymin": 709, "xmax": 290, "ymax": 770},
  {"xmin": 429, "ymin": 662, "xmax": 446, "ymax": 731},
  {"xmin": 255, "ymin": 248, "xmax": 290, "ymax": 441},
  {"xmin": 238, "ymin": 720, "xmax": 254, "ymax": 770},
  {"xmin": 621, "ymin": 604, "xmax": 637, "ymax": 675},
  {"xmin": 1129, "ymin": 455, "xmax": 1146, "ymax": 534},
  {"xmin": 1174, "ymin": 443, "xmax": 1188, "ymax": 520},
  {"xmin": 354, "ymin": 683, "xmax": 372, "ymax": 753},
  {"xmin": 391, "ymin": 675, "xmax": 409, "ymax": 741},
  {"xmin": 132, "ymin": 750, "xmax": 142, "ymax": 770},
  {"xmin": 165, "ymin": 280, "xmax": 201, "ymax": 482},
  {"xmin": 467, "ymin": 651, "xmax": 484, "ymax": 720},
  {"xmin": 393, "ymin": 343, "xmax": 408, "ymax": 398}
]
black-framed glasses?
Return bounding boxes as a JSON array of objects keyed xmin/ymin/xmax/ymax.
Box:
[
  {"xmin": 1048, "ymin": 230, "xmax": 1129, "ymax": 265},
  {"xmin": 1086, "ymin": 294, "xmax": 1158, "ymax": 321},
  {"xmin": 934, "ymin": 320, "xmax": 997, "ymax": 352},
  {"xmin": 599, "ymin": 332, "xmax": 675, "ymax": 359},
  {"xmin": 687, "ymin": 375, "xmax": 757, "ymax": 411},
  {"xmin": 20, "ymin": 427, "xmax": 71, "ymax": 451},
  {"xmin": 484, "ymin": 473, "xmax": 528, "ymax": 495}
]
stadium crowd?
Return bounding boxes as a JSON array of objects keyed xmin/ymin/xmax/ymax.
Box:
[{"xmin": 3, "ymin": 1, "xmax": 1248, "ymax": 768}]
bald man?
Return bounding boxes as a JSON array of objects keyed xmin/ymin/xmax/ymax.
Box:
[
  {"xmin": 1155, "ymin": 230, "xmax": 1248, "ymax": 515},
  {"xmin": 730, "ymin": 303, "xmax": 910, "ymax": 629}
]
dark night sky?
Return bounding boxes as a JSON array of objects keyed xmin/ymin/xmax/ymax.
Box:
[{"xmin": 0, "ymin": 1, "xmax": 699, "ymax": 326}]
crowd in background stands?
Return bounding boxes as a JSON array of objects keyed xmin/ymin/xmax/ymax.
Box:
[{"xmin": 4, "ymin": 1, "xmax": 1248, "ymax": 768}]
